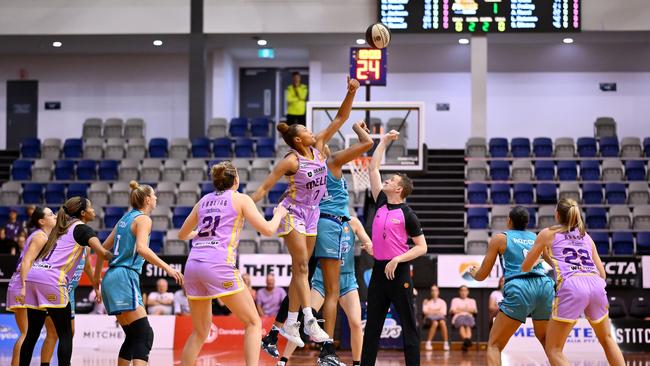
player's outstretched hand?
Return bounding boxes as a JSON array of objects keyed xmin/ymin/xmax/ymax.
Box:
[
  {"xmin": 347, "ymin": 76, "xmax": 360, "ymax": 93},
  {"xmin": 102, "ymin": 249, "xmax": 114, "ymax": 262},
  {"xmin": 382, "ymin": 130, "xmax": 399, "ymax": 144},
  {"xmin": 274, "ymin": 204, "xmax": 288, "ymax": 218},
  {"xmin": 353, "ymin": 121, "xmax": 370, "ymax": 134},
  {"xmin": 467, "ymin": 265, "xmax": 478, "ymax": 279},
  {"xmin": 167, "ymin": 267, "xmax": 184, "ymax": 287}
]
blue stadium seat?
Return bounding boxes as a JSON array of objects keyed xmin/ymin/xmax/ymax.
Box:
[
  {"xmin": 229, "ymin": 117, "xmax": 249, "ymax": 137},
  {"xmin": 67, "ymin": 183, "xmax": 89, "ymax": 198},
  {"xmin": 104, "ymin": 206, "xmax": 127, "ymax": 228},
  {"xmin": 45, "ymin": 183, "xmax": 66, "ymax": 204},
  {"xmin": 605, "ymin": 183, "xmax": 626, "ymax": 204},
  {"xmin": 467, "ymin": 183, "xmax": 488, "ymax": 204},
  {"xmin": 637, "ymin": 232, "xmax": 650, "ymax": 255},
  {"xmin": 510, "ymin": 138, "xmax": 531, "ymax": 158},
  {"xmin": 256, "ymin": 137, "xmax": 276, "ymax": 158},
  {"xmin": 644, "ymin": 137, "xmax": 650, "ymax": 157},
  {"xmin": 590, "ymin": 232, "xmax": 610, "ymax": 255},
  {"xmin": 489, "ymin": 161, "xmax": 509, "ymax": 181},
  {"xmin": 489, "ymin": 138, "xmax": 509, "ymax": 158},
  {"xmin": 55, "ymin": 160, "xmax": 75, "ymax": 180},
  {"xmin": 251, "ymin": 117, "xmax": 271, "ymax": 137},
  {"xmin": 63, "ymin": 138, "xmax": 83, "ymax": 158},
  {"xmin": 536, "ymin": 183, "xmax": 557, "ymax": 204},
  {"xmin": 526, "ymin": 207, "xmax": 537, "ymax": 229},
  {"xmin": 557, "ymin": 160, "xmax": 578, "ymax": 181},
  {"xmin": 612, "ymin": 232, "xmax": 634, "ymax": 255},
  {"xmin": 580, "ymin": 160, "xmax": 600, "ymax": 181},
  {"xmin": 586, "ymin": 207, "xmax": 607, "ymax": 229},
  {"xmin": 22, "ymin": 183, "xmax": 43, "ymax": 204},
  {"xmin": 513, "ymin": 183, "xmax": 534, "ymax": 204},
  {"xmin": 533, "ymin": 137, "xmax": 553, "ymax": 158},
  {"xmin": 0, "ymin": 207, "xmax": 10, "ymax": 227},
  {"xmin": 490, "ymin": 183, "xmax": 510, "ymax": 204},
  {"xmin": 11, "ymin": 160, "xmax": 32, "ymax": 180},
  {"xmin": 20, "ymin": 138, "xmax": 41, "ymax": 158},
  {"xmin": 534, "ymin": 161, "xmax": 555, "ymax": 180},
  {"xmin": 149, "ymin": 231, "xmax": 164, "ymax": 253},
  {"xmin": 625, "ymin": 160, "xmax": 645, "ymax": 181},
  {"xmin": 212, "ymin": 138, "xmax": 232, "ymax": 158},
  {"xmin": 191, "ymin": 138, "xmax": 211, "ymax": 158},
  {"xmin": 582, "ymin": 183, "xmax": 603, "ymax": 204},
  {"xmin": 238, "ymin": 182, "xmax": 246, "ymax": 194},
  {"xmin": 173, "ymin": 206, "xmax": 193, "ymax": 228},
  {"xmin": 234, "ymin": 137, "xmax": 255, "ymax": 158},
  {"xmin": 467, "ymin": 207, "xmax": 489, "ymax": 229},
  {"xmin": 97, "ymin": 230, "xmax": 112, "ymax": 243},
  {"xmin": 577, "ymin": 137, "xmax": 597, "ymax": 157},
  {"xmin": 14, "ymin": 207, "xmax": 27, "ymax": 222},
  {"xmin": 98, "ymin": 160, "xmax": 119, "ymax": 181},
  {"xmin": 201, "ymin": 182, "xmax": 213, "ymax": 197},
  {"xmin": 76, "ymin": 160, "xmax": 97, "ymax": 180},
  {"xmin": 264, "ymin": 206, "xmax": 275, "ymax": 221},
  {"xmin": 269, "ymin": 182, "xmax": 289, "ymax": 204},
  {"xmin": 149, "ymin": 138, "xmax": 169, "ymax": 158},
  {"xmin": 599, "ymin": 137, "xmax": 620, "ymax": 158}
]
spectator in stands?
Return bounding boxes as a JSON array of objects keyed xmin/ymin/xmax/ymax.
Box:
[
  {"xmin": 147, "ymin": 278, "xmax": 174, "ymax": 315},
  {"xmin": 450, "ymin": 285, "xmax": 478, "ymax": 351},
  {"xmin": 256, "ymin": 273, "xmax": 286, "ymax": 317},
  {"xmin": 14, "ymin": 232, "xmax": 26, "ymax": 256},
  {"xmin": 174, "ymin": 288, "xmax": 190, "ymax": 316},
  {"xmin": 22, "ymin": 205, "xmax": 35, "ymax": 234},
  {"xmin": 4, "ymin": 207, "xmax": 23, "ymax": 250},
  {"xmin": 489, "ymin": 277, "xmax": 505, "ymax": 325},
  {"xmin": 242, "ymin": 272, "xmax": 256, "ymax": 300},
  {"xmin": 422, "ymin": 285, "xmax": 450, "ymax": 351},
  {"xmin": 88, "ymin": 289, "xmax": 107, "ymax": 314},
  {"xmin": 285, "ymin": 71, "xmax": 308, "ymax": 126}
]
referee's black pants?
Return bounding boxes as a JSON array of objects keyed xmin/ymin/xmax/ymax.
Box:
[{"xmin": 361, "ymin": 260, "xmax": 420, "ymax": 366}]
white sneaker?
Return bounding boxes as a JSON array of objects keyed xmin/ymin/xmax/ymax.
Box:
[
  {"xmin": 443, "ymin": 341, "xmax": 450, "ymax": 351},
  {"xmin": 303, "ymin": 318, "xmax": 330, "ymax": 343},
  {"xmin": 279, "ymin": 322, "xmax": 305, "ymax": 347},
  {"xmin": 425, "ymin": 341, "xmax": 432, "ymax": 351}
]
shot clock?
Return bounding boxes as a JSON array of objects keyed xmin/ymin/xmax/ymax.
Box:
[{"xmin": 349, "ymin": 47, "xmax": 387, "ymax": 86}]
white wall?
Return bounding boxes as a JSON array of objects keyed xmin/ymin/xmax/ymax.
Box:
[{"xmin": 0, "ymin": 55, "xmax": 188, "ymax": 148}]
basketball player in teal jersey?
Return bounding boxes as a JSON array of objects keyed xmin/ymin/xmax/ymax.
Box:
[{"xmin": 468, "ymin": 206, "xmax": 555, "ymax": 366}]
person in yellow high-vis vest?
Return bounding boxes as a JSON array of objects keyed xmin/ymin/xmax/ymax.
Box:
[{"xmin": 285, "ymin": 72, "xmax": 308, "ymax": 126}]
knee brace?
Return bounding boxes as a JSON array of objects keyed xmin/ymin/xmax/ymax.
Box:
[
  {"xmin": 118, "ymin": 323, "xmax": 133, "ymax": 361},
  {"xmin": 130, "ymin": 317, "xmax": 155, "ymax": 362}
]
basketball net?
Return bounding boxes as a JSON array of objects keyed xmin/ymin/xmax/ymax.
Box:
[{"xmin": 349, "ymin": 157, "xmax": 372, "ymax": 193}]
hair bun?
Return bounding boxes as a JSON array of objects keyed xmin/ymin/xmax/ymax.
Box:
[
  {"xmin": 277, "ymin": 122, "xmax": 290, "ymax": 134},
  {"xmin": 129, "ymin": 180, "xmax": 139, "ymax": 190}
]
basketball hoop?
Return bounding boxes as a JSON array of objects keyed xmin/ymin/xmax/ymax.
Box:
[{"xmin": 349, "ymin": 157, "xmax": 372, "ymax": 193}]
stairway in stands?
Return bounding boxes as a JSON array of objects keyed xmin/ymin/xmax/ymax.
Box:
[
  {"xmin": 409, "ymin": 149, "xmax": 466, "ymax": 253},
  {"xmin": 0, "ymin": 150, "xmax": 19, "ymax": 183}
]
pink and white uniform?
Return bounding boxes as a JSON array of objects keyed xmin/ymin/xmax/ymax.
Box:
[
  {"xmin": 5, "ymin": 230, "xmax": 43, "ymax": 311},
  {"xmin": 184, "ymin": 190, "xmax": 245, "ymax": 299},
  {"xmin": 23, "ymin": 221, "xmax": 85, "ymax": 309},
  {"xmin": 549, "ymin": 228, "xmax": 608, "ymax": 323},
  {"xmin": 278, "ymin": 147, "xmax": 328, "ymax": 237}
]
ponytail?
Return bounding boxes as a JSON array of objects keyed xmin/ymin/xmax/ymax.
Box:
[{"xmin": 556, "ymin": 198, "xmax": 586, "ymax": 236}]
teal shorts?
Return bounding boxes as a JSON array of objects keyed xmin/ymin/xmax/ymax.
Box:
[
  {"xmin": 101, "ymin": 267, "xmax": 144, "ymax": 316},
  {"xmin": 499, "ymin": 275, "xmax": 555, "ymax": 323},
  {"xmin": 314, "ymin": 218, "xmax": 348, "ymax": 260},
  {"xmin": 311, "ymin": 267, "xmax": 358, "ymax": 298}
]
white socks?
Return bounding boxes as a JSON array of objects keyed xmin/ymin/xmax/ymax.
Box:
[
  {"xmin": 302, "ymin": 307, "xmax": 315, "ymax": 322},
  {"xmin": 285, "ymin": 311, "xmax": 299, "ymax": 326}
]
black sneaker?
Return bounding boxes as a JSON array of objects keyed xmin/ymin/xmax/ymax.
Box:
[
  {"xmin": 317, "ymin": 353, "xmax": 346, "ymax": 366},
  {"xmin": 261, "ymin": 333, "xmax": 280, "ymax": 358}
]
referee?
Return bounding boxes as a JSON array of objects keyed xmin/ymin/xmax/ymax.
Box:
[{"xmin": 361, "ymin": 130, "xmax": 427, "ymax": 366}]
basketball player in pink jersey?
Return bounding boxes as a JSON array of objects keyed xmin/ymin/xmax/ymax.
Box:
[
  {"xmin": 17, "ymin": 197, "xmax": 113, "ymax": 366},
  {"xmin": 178, "ymin": 161, "xmax": 288, "ymax": 366},
  {"xmin": 251, "ymin": 77, "xmax": 360, "ymax": 345},
  {"xmin": 6, "ymin": 207, "xmax": 56, "ymax": 366},
  {"xmin": 522, "ymin": 198, "xmax": 625, "ymax": 366}
]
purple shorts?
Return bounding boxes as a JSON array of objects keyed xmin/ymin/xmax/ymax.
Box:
[
  {"xmin": 22, "ymin": 280, "xmax": 69, "ymax": 310},
  {"xmin": 184, "ymin": 259, "xmax": 245, "ymax": 300},
  {"xmin": 553, "ymin": 275, "xmax": 608, "ymax": 323},
  {"xmin": 278, "ymin": 199, "xmax": 319, "ymax": 237},
  {"xmin": 6, "ymin": 274, "xmax": 25, "ymax": 311}
]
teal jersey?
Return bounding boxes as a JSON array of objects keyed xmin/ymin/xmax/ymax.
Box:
[
  {"xmin": 500, "ymin": 230, "xmax": 546, "ymax": 281},
  {"xmin": 109, "ymin": 209, "xmax": 145, "ymax": 274},
  {"xmin": 340, "ymin": 222, "xmax": 355, "ymax": 274},
  {"xmin": 319, "ymin": 169, "xmax": 350, "ymax": 218}
]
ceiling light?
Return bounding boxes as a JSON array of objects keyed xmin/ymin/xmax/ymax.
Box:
[
  {"xmin": 458, "ymin": 38, "xmax": 470, "ymax": 45},
  {"xmin": 356, "ymin": 38, "xmax": 366, "ymax": 45},
  {"xmin": 52, "ymin": 41, "xmax": 62, "ymax": 48},
  {"xmin": 257, "ymin": 39, "xmax": 267, "ymax": 46},
  {"xmin": 563, "ymin": 37, "xmax": 574, "ymax": 44},
  {"xmin": 153, "ymin": 40, "xmax": 163, "ymax": 46}
]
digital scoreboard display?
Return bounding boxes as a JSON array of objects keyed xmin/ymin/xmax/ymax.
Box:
[
  {"xmin": 349, "ymin": 48, "xmax": 388, "ymax": 86},
  {"xmin": 380, "ymin": 0, "xmax": 580, "ymax": 33}
]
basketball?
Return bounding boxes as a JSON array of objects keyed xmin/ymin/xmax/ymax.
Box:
[{"xmin": 365, "ymin": 22, "xmax": 391, "ymax": 49}]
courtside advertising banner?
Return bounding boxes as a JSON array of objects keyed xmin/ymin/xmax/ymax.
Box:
[
  {"xmin": 0, "ymin": 314, "xmax": 46, "ymax": 355},
  {"xmin": 436, "ymin": 255, "xmax": 504, "ymax": 288},
  {"xmin": 504, "ymin": 318, "xmax": 606, "ymax": 356},
  {"xmin": 73, "ymin": 314, "xmax": 175, "ymax": 350},
  {"xmin": 643, "ymin": 256, "xmax": 650, "ymax": 288},
  {"xmin": 238, "ymin": 254, "xmax": 292, "ymax": 287}
]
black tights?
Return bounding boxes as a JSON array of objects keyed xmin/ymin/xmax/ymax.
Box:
[{"xmin": 19, "ymin": 303, "xmax": 73, "ymax": 366}]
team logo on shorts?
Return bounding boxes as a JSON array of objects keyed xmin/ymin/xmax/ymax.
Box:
[
  {"xmin": 46, "ymin": 294, "xmax": 57, "ymax": 302},
  {"xmin": 223, "ymin": 281, "xmax": 234, "ymax": 289}
]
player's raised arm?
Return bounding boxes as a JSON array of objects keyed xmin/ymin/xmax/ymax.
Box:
[
  {"xmin": 469, "ymin": 234, "xmax": 506, "ymax": 281},
  {"xmin": 329, "ymin": 121, "xmax": 374, "ymax": 171},
  {"xmin": 250, "ymin": 154, "xmax": 299, "ymax": 203},
  {"xmin": 314, "ymin": 77, "xmax": 360, "ymax": 151},
  {"xmin": 369, "ymin": 130, "xmax": 399, "ymax": 201}
]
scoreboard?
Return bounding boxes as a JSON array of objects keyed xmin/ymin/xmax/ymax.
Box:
[
  {"xmin": 349, "ymin": 48, "xmax": 388, "ymax": 86},
  {"xmin": 379, "ymin": 0, "xmax": 580, "ymax": 33}
]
